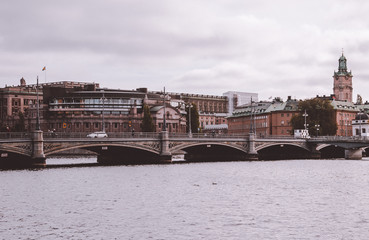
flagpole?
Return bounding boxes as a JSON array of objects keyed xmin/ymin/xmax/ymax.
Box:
[
  {"xmin": 42, "ymin": 66, "xmax": 47, "ymax": 83},
  {"xmin": 36, "ymin": 76, "xmax": 40, "ymax": 130}
]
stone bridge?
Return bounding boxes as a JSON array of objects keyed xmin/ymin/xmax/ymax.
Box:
[{"xmin": 1, "ymin": 131, "xmax": 369, "ymax": 168}]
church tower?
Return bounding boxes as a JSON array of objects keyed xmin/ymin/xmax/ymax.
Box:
[{"xmin": 333, "ymin": 53, "xmax": 353, "ymax": 102}]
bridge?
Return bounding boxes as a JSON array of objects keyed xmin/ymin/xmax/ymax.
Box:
[{"xmin": 1, "ymin": 130, "xmax": 369, "ymax": 168}]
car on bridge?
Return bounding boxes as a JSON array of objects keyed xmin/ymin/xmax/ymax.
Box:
[{"xmin": 87, "ymin": 131, "xmax": 108, "ymax": 138}]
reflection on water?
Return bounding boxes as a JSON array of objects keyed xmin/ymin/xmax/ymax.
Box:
[
  {"xmin": 47, "ymin": 156, "xmax": 97, "ymax": 165},
  {"xmin": 1, "ymin": 159, "xmax": 369, "ymax": 239}
]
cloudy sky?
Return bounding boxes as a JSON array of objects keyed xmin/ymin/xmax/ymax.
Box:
[{"xmin": 1, "ymin": 0, "xmax": 369, "ymax": 101}]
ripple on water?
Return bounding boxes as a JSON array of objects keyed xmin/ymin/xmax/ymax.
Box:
[{"xmin": 1, "ymin": 160, "xmax": 369, "ymax": 239}]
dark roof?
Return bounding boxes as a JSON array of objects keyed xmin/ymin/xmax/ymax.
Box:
[{"xmin": 355, "ymin": 112, "xmax": 369, "ymax": 120}]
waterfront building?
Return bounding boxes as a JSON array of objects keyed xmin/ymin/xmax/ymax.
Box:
[
  {"xmin": 0, "ymin": 78, "xmax": 43, "ymax": 131},
  {"xmin": 40, "ymin": 84, "xmax": 187, "ymax": 133},
  {"xmin": 168, "ymin": 92, "xmax": 228, "ymax": 131},
  {"xmin": 333, "ymin": 53, "xmax": 353, "ymax": 102},
  {"xmin": 331, "ymin": 100, "xmax": 358, "ymax": 136},
  {"xmin": 223, "ymin": 91, "xmax": 258, "ymax": 116},
  {"xmin": 352, "ymin": 112, "xmax": 369, "ymax": 137},
  {"xmin": 228, "ymin": 97, "xmax": 299, "ymax": 137}
]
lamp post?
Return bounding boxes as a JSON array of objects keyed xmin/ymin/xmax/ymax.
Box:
[
  {"xmin": 359, "ymin": 111, "xmax": 362, "ymax": 138},
  {"xmin": 101, "ymin": 91, "xmax": 105, "ymax": 132},
  {"xmin": 250, "ymin": 99, "xmax": 255, "ymax": 134},
  {"xmin": 315, "ymin": 124, "xmax": 320, "ymax": 137},
  {"xmin": 36, "ymin": 76, "xmax": 40, "ymax": 130},
  {"xmin": 162, "ymin": 87, "xmax": 167, "ymax": 132},
  {"xmin": 188, "ymin": 103, "xmax": 192, "ymax": 137},
  {"xmin": 303, "ymin": 110, "xmax": 308, "ymax": 130}
]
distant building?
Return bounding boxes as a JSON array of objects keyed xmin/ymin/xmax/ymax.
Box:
[
  {"xmin": 0, "ymin": 78, "xmax": 42, "ymax": 131},
  {"xmin": 168, "ymin": 92, "xmax": 228, "ymax": 131},
  {"xmin": 330, "ymin": 100, "xmax": 358, "ymax": 136},
  {"xmin": 223, "ymin": 91, "xmax": 258, "ymax": 116},
  {"xmin": 41, "ymin": 84, "xmax": 187, "ymax": 133},
  {"xmin": 352, "ymin": 112, "xmax": 369, "ymax": 137},
  {"xmin": 333, "ymin": 53, "xmax": 353, "ymax": 102},
  {"xmin": 228, "ymin": 96, "xmax": 299, "ymax": 137}
]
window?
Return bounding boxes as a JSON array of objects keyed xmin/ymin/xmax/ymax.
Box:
[{"xmin": 281, "ymin": 113, "xmax": 284, "ymax": 117}]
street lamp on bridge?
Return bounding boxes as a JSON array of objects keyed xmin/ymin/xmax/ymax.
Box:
[
  {"xmin": 303, "ymin": 110, "xmax": 308, "ymax": 130},
  {"xmin": 315, "ymin": 124, "xmax": 320, "ymax": 137}
]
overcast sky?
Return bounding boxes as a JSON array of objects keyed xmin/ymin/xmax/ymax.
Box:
[{"xmin": 1, "ymin": 0, "xmax": 369, "ymax": 101}]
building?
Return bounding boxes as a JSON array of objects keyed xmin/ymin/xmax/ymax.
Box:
[
  {"xmin": 352, "ymin": 112, "xmax": 369, "ymax": 137},
  {"xmin": 228, "ymin": 97, "xmax": 299, "ymax": 137},
  {"xmin": 223, "ymin": 91, "xmax": 258, "ymax": 116},
  {"xmin": 330, "ymin": 100, "xmax": 358, "ymax": 136},
  {"xmin": 333, "ymin": 53, "xmax": 353, "ymax": 102},
  {"xmin": 0, "ymin": 78, "xmax": 42, "ymax": 131},
  {"xmin": 41, "ymin": 84, "xmax": 187, "ymax": 133},
  {"xmin": 168, "ymin": 92, "xmax": 228, "ymax": 131}
]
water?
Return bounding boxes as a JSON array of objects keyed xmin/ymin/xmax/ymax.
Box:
[{"xmin": 1, "ymin": 159, "xmax": 369, "ymax": 239}]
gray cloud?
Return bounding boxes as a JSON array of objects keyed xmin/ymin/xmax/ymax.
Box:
[{"xmin": 1, "ymin": 0, "xmax": 369, "ymax": 102}]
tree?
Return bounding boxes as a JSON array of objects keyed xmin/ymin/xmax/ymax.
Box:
[
  {"xmin": 14, "ymin": 111, "xmax": 26, "ymax": 132},
  {"xmin": 186, "ymin": 103, "xmax": 200, "ymax": 133},
  {"xmin": 290, "ymin": 98, "xmax": 337, "ymax": 136},
  {"xmin": 141, "ymin": 105, "xmax": 155, "ymax": 132}
]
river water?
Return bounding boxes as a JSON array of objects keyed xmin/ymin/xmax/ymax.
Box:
[{"xmin": 1, "ymin": 158, "xmax": 369, "ymax": 239}]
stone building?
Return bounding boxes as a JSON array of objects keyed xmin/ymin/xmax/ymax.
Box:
[
  {"xmin": 0, "ymin": 80, "xmax": 189, "ymax": 133},
  {"xmin": 0, "ymin": 78, "xmax": 42, "ymax": 131},
  {"xmin": 40, "ymin": 84, "xmax": 187, "ymax": 133},
  {"xmin": 228, "ymin": 97, "xmax": 299, "ymax": 137}
]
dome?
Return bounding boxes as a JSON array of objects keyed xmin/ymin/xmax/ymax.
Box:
[{"xmin": 355, "ymin": 112, "xmax": 369, "ymax": 120}]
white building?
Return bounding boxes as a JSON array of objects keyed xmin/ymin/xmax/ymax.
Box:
[
  {"xmin": 223, "ymin": 91, "xmax": 258, "ymax": 116},
  {"xmin": 352, "ymin": 112, "xmax": 369, "ymax": 137}
]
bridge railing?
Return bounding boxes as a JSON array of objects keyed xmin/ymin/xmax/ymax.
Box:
[
  {"xmin": 168, "ymin": 133, "xmax": 248, "ymax": 138},
  {"xmin": 43, "ymin": 131, "xmax": 161, "ymax": 139},
  {"xmin": 0, "ymin": 132, "xmax": 31, "ymax": 139},
  {"xmin": 309, "ymin": 136, "xmax": 369, "ymax": 141}
]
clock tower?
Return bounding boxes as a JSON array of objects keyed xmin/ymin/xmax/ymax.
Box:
[{"xmin": 333, "ymin": 53, "xmax": 353, "ymax": 102}]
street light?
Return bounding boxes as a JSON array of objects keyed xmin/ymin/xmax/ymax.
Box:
[
  {"xmin": 315, "ymin": 124, "xmax": 320, "ymax": 137},
  {"xmin": 188, "ymin": 103, "xmax": 192, "ymax": 137},
  {"xmin": 162, "ymin": 87, "xmax": 167, "ymax": 132},
  {"xmin": 303, "ymin": 109, "xmax": 308, "ymax": 130},
  {"xmin": 36, "ymin": 76, "xmax": 40, "ymax": 130}
]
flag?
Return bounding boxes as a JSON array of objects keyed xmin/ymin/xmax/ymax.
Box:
[{"xmin": 42, "ymin": 66, "xmax": 46, "ymax": 71}]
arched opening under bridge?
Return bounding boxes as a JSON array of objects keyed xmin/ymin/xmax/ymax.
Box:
[
  {"xmin": 257, "ymin": 144, "xmax": 311, "ymax": 160},
  {"xmin": 180, "ymin": 143, "xmax": 247, "ymax": 162}
]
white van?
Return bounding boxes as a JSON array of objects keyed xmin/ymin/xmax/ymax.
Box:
[{"xmin": 87, "ymin": 131, "xmax": 108, "ymax": 138}]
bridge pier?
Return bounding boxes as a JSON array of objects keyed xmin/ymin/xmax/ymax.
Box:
[
  {"xmin": 247, "ymin": 133, "xmax": 259, "ymax": 160},
  {"xmin": 345, "ymin": 148, "xmax": 362, "ymax": 160},
  {"xmin": 31, "ymin": 130, "xmax": 46, "ymax": 167},
  {"xmin": 159, "ymin": 131, "xmax": 172, "ymax": 163}
]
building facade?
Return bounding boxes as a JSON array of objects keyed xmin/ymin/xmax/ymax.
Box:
[
  {"xmin": 228, "ymin": 97, "xmax": 299, "ymax": 137},
  {"xmin": 0, "ymin": 78, "xmax": 42, "ymax": 131},
  {"xmin": 223, "ymin": 91, "xmax": 258, "ymax": 116}
]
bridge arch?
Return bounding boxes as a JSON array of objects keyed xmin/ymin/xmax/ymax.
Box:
[
  {"xmin": 316, "ymin": 143, "xmax": 345, "ymax": 158},
  {"xmin": 171, "ymin": 142, "xmax": 248, "ymax": 161},
  {"xmin": 0, "ymin": 145, "xmax": 31, "ymax": 157},
  {"xmin": 256, "ymin": 143, "xmax": 311, "ymax": 160},
  {"xmin": 44, "ymin": 142, "xmax": 160, "ymax": 156}
]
